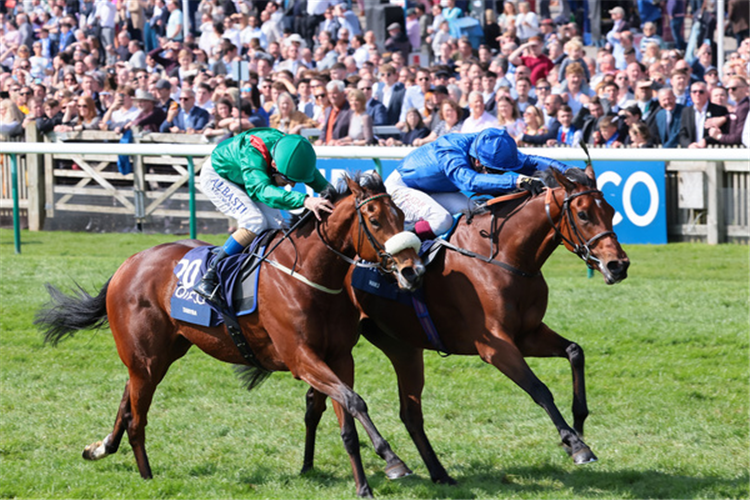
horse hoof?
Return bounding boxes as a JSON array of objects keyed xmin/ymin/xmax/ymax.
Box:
[
  {"xmin": 434, "ymin": 475, "xmax": 458, "ymax": 485},
  {"xmin": 572, "ymin": 446, "xmax": 598, "ymax": 465},
  {"xmin": 356, "ymin": 485, "xmax": 374, "ymax": 498},
  {"xmin": 82, "ymin": 434, "xmax": 112, "ymax": 461},
  {"xmin": 385, "ymin": 461, "xmax": 413, "ymax": 480}
]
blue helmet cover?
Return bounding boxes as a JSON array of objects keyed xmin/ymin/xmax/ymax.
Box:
[{"xmin": 468, "ymin": 128, "xmax": 520, "ymax": 170}]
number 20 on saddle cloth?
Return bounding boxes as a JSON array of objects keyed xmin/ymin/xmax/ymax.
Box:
[{"xmin": 170, "ymin": 241, "xmax": 268, "ymax": 327}]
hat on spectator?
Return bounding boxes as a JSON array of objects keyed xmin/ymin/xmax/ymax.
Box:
[
  {"xmin": 704, "ymin": 65, "xmax": 718, "ymax": 75},
  {"xmin": 433, "ymin": 85, "xmax": 449, "ymax": 95},
  {"xmin": 387, "ymin": 23, "xmax": 401, "ymax": 31},
  {"xmin": 133, "ymin": 89, "xmax": 158, "ymax": 102},
  {"xmin": 286, "ymin": 33, "xmax": 304, "ymax": 46},
  {"xmin": 541, "ymin": 18, "xmax": 555, "ymax": 26},
  {"xmin": 155, "ymin": 79, "xmax": 172, "ymax": 90},
  {"xmin": 406, "ymin": 7, "xmax": 416, "ymax": 16},
  {"xmin": 636, "ymin": 79, "xmax": 654, "ymax": 88},
  {"xmin": 434, "ymin": 69, "xmax": 451, "ymax": 79},
  {"xmin": 609, "ymin": 6, "xmax": 625, "ymax": 16}
]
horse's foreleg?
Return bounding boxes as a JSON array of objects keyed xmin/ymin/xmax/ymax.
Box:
[
  {"xmin": 295, "ymin": 350, "xmax": 412, "ymax": 484},
  {"xmin": 478, "ymin": 339, "xmax": 596, "ymax": 465},
  {"xmin": 330, "ymin": 398, "xmax": 372, "ymax": 498},
  {"xmin": 518, "ymin": 323, "xmax": 588, "ymax": 436},
  {"xmin": 83, "ymin": 380, "xmax": 132, "ymax": 461},
  {"xmin": 361, "ymin": 319, "xmax": 454, "ymax": 485},
  {"xmin": 301, "ymin": 387, "xmax": 327, "ymax": 475}
]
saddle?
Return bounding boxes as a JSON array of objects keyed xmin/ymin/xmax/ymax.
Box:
[{"xmin": 170, "ymin": 231, "xmax": 276, "ymax": 327}]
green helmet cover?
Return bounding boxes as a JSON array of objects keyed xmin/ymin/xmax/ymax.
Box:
[{"xmin": 272, "ymin": 134, "xmax": 317, "ymax": 183}]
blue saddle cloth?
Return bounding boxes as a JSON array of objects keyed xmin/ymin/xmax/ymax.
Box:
[{"xmin": 170, "ymin": 239, "xmax": 268, "ymax": 327}]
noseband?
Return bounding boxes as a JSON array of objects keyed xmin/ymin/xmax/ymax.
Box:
[
  {"xmin": 545, "ymin": 187, "xmax": 616, "ymax": 268},
  {"xmin": 317, "ymin": 192, "xmax": 419, "ymax": 274}
]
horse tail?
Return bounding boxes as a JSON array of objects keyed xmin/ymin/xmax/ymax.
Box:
[
  {"xmin": 34, "ymin": 279, "xmax": 111, "ymax": 346},
  {"xmin": 232, "ymin": 364, "xmax": 272, "ymax": 392}
]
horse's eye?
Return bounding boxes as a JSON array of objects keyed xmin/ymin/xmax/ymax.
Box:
[
  {"xmin": 369, "ymin": 218, "xmax": 381, "ymax": 228},
  {"xmin": 577, "ymin": 211, "xmax": 588, "ymax": 221}
]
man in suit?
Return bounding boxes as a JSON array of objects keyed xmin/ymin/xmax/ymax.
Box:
[
  {"xmin": 316, "ymin": 80, "xmax": 352, "ymax": 145},
  {"xmin": 159, "ymin": 88, "xmax": 210, "ymax": 133},
  {"xmin": 651, "ymin": 87, "xmax": 684, "ymax": 148},
  {"xmin": 358, "ymin": 78, "xmax": 387, "ymax": 126},
  {"xmin": 376, "ymin": 63, "xmax": 406, "ymax": 126},
  {"xmin": 708, "ymin": 76, "xmax": 749, "ymax": 146},
  {"xmin": 678, "ymin": 81, "xmax": 729, "ymax": 148}
]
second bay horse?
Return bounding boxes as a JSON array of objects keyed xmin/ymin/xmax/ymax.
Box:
[{"xmin": 301, "ymin": 166, "xmax": 630, "ymax": 484}]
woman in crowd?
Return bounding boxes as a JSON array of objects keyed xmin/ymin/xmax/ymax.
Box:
[
  {"xmin": 628, "ymin": 122, "xmax": 655, "ymax": 148},
  {"xmin": 203, "ymin": 96, "xmax": 234, "ymax": 139},
  {"xmin": 498, "ymin": 1, "xmax": 517, "ymax": 34},
  {"xmin": 0, "ymin": 99, "xmax": 24, "ymax": 139},
  {"xmin": 269, "ymin": 91, "xmax": 318, "ymax": 135},
  {"xmin": 338, "ymin": 89, "xmax": 374, "ymax": 146},
  {"xmin": 383, "ymin": 107, "xmax": 429, "ymax": 146},
  {"xmin": 414, "ymin": 98, "xmax": 464, "ymax": 147},
  {"xmin": 517, "ymin": 105, "xmax": 547, "ymax": 144},
  {"xmin": 496, "ymin": 95, "xmax": 526, "ymax": 137},
  {"xmin": 56, "ymin": 96, "xmax": 101, "ymax": 132}
]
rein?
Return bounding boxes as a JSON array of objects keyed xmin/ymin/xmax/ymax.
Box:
[{"xmin": 544, "ymin": 187, "xmax": 616, "ymax": 268}]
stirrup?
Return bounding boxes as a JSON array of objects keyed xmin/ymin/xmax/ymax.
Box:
[{"xmin": 193, "ymin": 272, "xmax": 219, "ymax": 302}]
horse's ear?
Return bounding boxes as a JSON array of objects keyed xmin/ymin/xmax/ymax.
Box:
[
  {"xmin": 345, "ymin": 175, "xmax": 364, "ymax": 197},
  {"xmin": 370, "ymin": 171, "xmax": 383, "ymax": 184},
  {"xmin": 585, "ymin": 163, "xmax": 596, "ymax": 184},
  {"xmin": 550, "ymin": 168, "xmax": 576, "ymax": 192}
]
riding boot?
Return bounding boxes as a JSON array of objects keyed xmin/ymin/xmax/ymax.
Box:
[
  {"xmin": 413, "ymin": 220, "xmax": 437, "ymax": 242},
  {"xmin": 193, "ymin": 229, "xmax": 257, "ymax": 303}
]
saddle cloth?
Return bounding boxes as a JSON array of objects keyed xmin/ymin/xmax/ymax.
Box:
[{"xmin": 169, "ymin": 236, "xmax": 271, "ymax": 327}]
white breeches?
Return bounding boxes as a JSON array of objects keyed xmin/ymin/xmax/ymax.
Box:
[
  {"xmin": 199, "ymin": 158, "xmax": 285, "ymax": 234},
  {"xmin": 385, "ymin": 170, "xmax": 474, "ymax": 235}
]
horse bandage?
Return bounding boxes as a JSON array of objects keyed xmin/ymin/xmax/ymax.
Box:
[{"xmin": 384, "ymin": 231, "xmax": 421, "ymax": 256}]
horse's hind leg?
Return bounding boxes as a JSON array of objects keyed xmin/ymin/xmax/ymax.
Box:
[
  {"xmin": 518, "ymin": 323, "xmax": 588, "ymax": 436},
  {"xmin": 477, "ymin": 338, "xmax": 597, "ymax": 465},
  {"xmin": 360, "ymin": 319, "xmax": 455, "ymax": 485},
  {"xmin": 83, "ymin": 380, "xmax": 132, "ymax": 461}
]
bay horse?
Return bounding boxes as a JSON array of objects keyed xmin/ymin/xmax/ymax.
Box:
[
  {"xmin": 35, "ymin": 173, "xmax": 424, "ymax": 498},
  {"xmin": 300, "ymin": 166, "xmax": 630, "ymax": 484}
]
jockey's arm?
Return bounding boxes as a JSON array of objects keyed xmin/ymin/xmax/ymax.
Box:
[{"xmin": 517, "ymin": 152, "xmax": 571, "ymax": 175}]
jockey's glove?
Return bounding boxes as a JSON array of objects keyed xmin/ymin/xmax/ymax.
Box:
[{"xmin": 517, "ymin": 176, "xmax": 545, "ymax": 196}]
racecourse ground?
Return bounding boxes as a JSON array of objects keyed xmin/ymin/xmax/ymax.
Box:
[{"xmin": 1, "ymin": 229, "xmax": 747, "ymax": 499}]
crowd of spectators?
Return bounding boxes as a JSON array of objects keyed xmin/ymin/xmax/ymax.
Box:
[{"xmin": 1, "ymin": 0, "xmax": 749, "ymax": 149}]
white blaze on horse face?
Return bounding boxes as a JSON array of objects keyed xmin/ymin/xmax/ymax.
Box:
[{"xmin": 595, "ymin": 199, "xmax": 603, "ymax": 208}]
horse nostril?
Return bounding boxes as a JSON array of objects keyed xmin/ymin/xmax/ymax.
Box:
[
  {"xmin": 607, "ymin": 259, "xmax": 629, "ymax": 277},
  {"xmin": 400, "ymin": 266, "xmax": 422, "ymax": 286}
]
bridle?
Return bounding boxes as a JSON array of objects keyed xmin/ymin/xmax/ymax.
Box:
[
  {"xmin": 316, "ymin": 192, "xmax": 419, "ymax": 274},
  {"xmin": 544, "ymin": 186, "xmax": 616, "ymax": 269}
]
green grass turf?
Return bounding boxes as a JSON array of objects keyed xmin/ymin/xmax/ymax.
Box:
[{"xmin": 1, "ymin": 229, "xmax": 748, "ymax": 499}]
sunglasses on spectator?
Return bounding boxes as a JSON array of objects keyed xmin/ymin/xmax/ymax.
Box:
[
  {"xmin": 418, "ymin": 77, "xmax": 430, "ymax": 81},
  {"xmin": 359, "ymin": 86, "xmax": 372, "ymax": 90},
  {"xmin": 727, "ymin": 86, "xmax": 742, "ymax": 91},
  {"xmin": 314, "ymin": 94, "xmax": 326, "ymax": 99},
  {"xmin": 19, "ymin": 91, "xmax": 31, "ymax": 95},
  {"xmin": 179, "ymin": 96, "xmax": 191, "ymax": 100},
  {"xmin": 690, "ymin": 89, "xmax": 706, "ymax": 94}
]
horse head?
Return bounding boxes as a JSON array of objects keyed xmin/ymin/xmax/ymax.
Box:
[
  {"xmin": 547, "ymin": 165, "xmax": 630, "ymax": 285},
  {"xmin": 331, "ymin": 173, "xmax": 424, "ymax": 291}
]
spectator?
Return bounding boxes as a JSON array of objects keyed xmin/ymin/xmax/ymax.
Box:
[
  {"xmin": 628, "ymin": 121, "xmax": 655, "ymax": 148},
  {"xmin": 634, "ymin": 79, "xmax": 660, "ymax": 121},
  {"xmin": 100, "ymin": 85, "xmax": 140, "ymax": 130},
  {"xmin": 442, "ymin": 0, "xmax": 463, "ymax": 39},
  {"xmin": 710, "ymin": 86, "xmax": 729, "ymax": 108},
  {"xmin": 160, "ymin": 88, "xmax": 210, "ymax": 133},
  {"xmin": 638, "ymin": 0, "xmax": 663, "ymax": 35},
  {"xmin": 650, "ymin": 87, "xmax": 684, "ymax": 148},
  {"xmin": 679, "ymin": 81, "xmax": 729, "ymax": 148},
  {"xmin": 357, "ymin": 77, "xmax": 387, "ymax": 126},
  {"xmin": 515, "ymin": 1, "xmax": 540, "ymax": 43},
  {"xmin": 36, "ymin": 98, "xmax": 65, "ymax": 133},
  {"xmin": 269, "ymin": 91, "xmax": 318, "ymax": 135},
  {"xmin": 384, "ymin": 23, "xmax": 410, "ymax": 61},
  {"xmin": 639, "ymin": 21, "xmax": 665, "ymax": 53},
  {"xmin": 496, "ymin": 95, "xmax": 525, "ymax": 137},
  {"xmin": 546, "ymin": 104, "xmax": 580, "ymax": 146},
  {"xmin": 414, "ymin": 98, "xmax": 464, "ymax": 147},
  {"xmin": 317, "ymin": 79, "xmax": 351, "ymax": 146},
  {"xmin": 93, "ymin": 0, "xmax": 117, "ymax": 50},
  {"xmin": 20, "ymin": 96, "xmax": 42, "ymax": 130},
  {"xmin": 153, "ymin": 78, "xmax": 175, "ymax": 112},
  {"xmin": 558, "ymin": 62, "xmax": 593, "ymax": 117},
  {"xmin": 461, "ymin": 91, "xmax": 497, "ymax": 133},
  {"xmin": 123, "ymin": 89, "xmax": 167, "ymax": 132},
  {"xmin": 195, "ymin": 82, "xmax": 214, "ymax": 112},
  {"xmin": 383, "ymin": 107, "xmax": 429, "ymax": 147},
  {"xmin": 708, "ymin": 76, "xmax": 749, "ymax": 146},
  {"xmin": 400, "ymin": 67, "xmax": 432, "ymax": 125},
  {"xmin": 498, "ymin": 1, "xmax": 517, "ymax": 34},
  {"xmin": 691, "ymin": 43, "xmax": 713, "ymax": 82},
  {"xmin": 558, "ymin": 38, "xmax": 591, "ymax": 83},
  {"xmin": 376, "ymin": 63, "xmax": 406, "ymax": 126},
  {"xmin": 704, "ymin": 66, "xmax": 722, "ymax": 91},
  {"xmin": 203, "ymin": 97, "xmax": 234, "ymax": 139},
  {"xmin": 59, "ymin": 96, "xmax": 101, "ymax": 131},
  {"xmin": 508, "ymin": 36, "xmax": 554, "ymax": 85},
  {"xmin": 518, "ymin": 105, "xmax": 549, "ymax": 144},
  {"xmin": 667, "ymin": 0, "xmax": 687, "ymax": 51},
  {"xmin": 593, "ymin": 114, "xmax": 624, "ymax": 147},
  {"xmin": 727, "ymin": 0, "xmax": 749, "ymax": 46},
  {"xmin": 0, "ymin": 99, "xmax": 24, "ymax": 138},
  {"xmin": 165, "ymin": 0, "xmax": 184, "ymax": 42},
  {"xmin": 337, "ymin": 89, "xmax": 373, "ymax": 146}
]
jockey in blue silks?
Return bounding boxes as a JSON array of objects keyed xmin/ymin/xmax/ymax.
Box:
[{"xmin": 384, "ymin": 128, "xmax": 571, "ymax": 240}]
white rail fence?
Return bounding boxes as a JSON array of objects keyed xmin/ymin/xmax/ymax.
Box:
[{"xmin": 1, "ymin": 137, "xmax": 748, "ymax": 244}]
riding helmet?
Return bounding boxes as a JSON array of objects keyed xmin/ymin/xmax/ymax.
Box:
[
  {"xmin": 469, "ymin": 128, "xmax": 519, "ymax": 170},
  {"xmin": 272, "ymin": 134, "xmax": 317, "ymax": 183}
]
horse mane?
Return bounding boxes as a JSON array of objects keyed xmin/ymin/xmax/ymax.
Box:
[
  {"xmin": 288, "ymin": 171, "xmax": 386, "ymax": 226},
  {"xmin": 538, "ymin": 167, "xmax": 595, "ymax": 189}
]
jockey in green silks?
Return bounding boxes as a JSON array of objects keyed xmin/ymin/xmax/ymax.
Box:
[{"xmin": 194, "ymin": 128, "xmax": 334, "ymax": 302}]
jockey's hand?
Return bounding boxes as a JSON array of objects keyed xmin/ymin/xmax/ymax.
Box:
[
  {"xmin": 304, "ymin": 196, "xmax": 335, "ymax": 220},
  {"xmin": 517, "ymin": 175, "xmax": 545, "ymax": 196}
]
